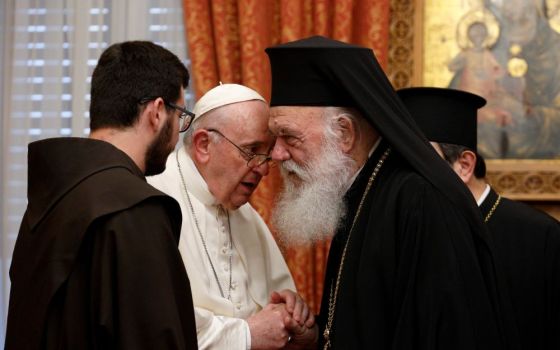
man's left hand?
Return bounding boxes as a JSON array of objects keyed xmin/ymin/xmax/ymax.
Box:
[{"xmin": 269, "ymin": 289, "xmax": 314, "ymax": 328}]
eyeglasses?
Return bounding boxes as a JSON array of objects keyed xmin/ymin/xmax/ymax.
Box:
[
  {"xmin": 139, "ymin": 97, "xmax": 195, "ymax": 133},
  {"xmin": 207, "ymin": 128, "xmax": 273, "ymax": 168}
]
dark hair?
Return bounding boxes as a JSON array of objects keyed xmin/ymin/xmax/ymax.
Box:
[
  {"xmin": 439, "ymin": 142, "xmax": 487, "ymax": 178},
  {"xmin": 90, "ymin": 41, "xmax": 189, "ymax": 130}
]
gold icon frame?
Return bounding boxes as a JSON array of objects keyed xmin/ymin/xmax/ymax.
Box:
[{"xmin": 389, "ymin": 0, "xmax": 560, "ymax": 201}]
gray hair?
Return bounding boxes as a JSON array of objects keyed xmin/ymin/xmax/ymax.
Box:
[
  {"xmin": 321, "ymin": 106, "xmax": 364, "ymax": 144},
  {"xmin": 182, "ymin": 106, "xmax": 230, "ymax": 148}
]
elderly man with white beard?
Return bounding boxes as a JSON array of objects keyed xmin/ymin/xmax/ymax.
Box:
[
  {"xmin": 271, "ymin": 106, "xmax": 374, "ymax": 243},
  {"xmin": 148, "ymin": 83, "xmax": 314, "ymax": 350},
  {"xmin": 265, "ymin": 36, "xmax": 520, "ymax": 350}
]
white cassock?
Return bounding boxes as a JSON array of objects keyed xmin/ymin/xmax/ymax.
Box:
[{"xmin": 148, "ymin": 147, "xmax": 296, "ymax": 349}]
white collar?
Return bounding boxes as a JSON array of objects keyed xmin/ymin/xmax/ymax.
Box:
[
  {"xmin": 476, "ymin": 183, "xmax": 491, "ymax": 207},
  {"xmin": 176, "ymin": 147, "xmax": 218, "ymax": 206}
]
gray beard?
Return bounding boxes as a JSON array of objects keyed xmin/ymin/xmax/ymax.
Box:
[{"xmin": 272, "ymin": 138, "xmax": 356, "ymax": 245}]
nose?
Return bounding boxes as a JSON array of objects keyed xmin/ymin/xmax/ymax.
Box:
[{"xmin": 270, "ymin": 138, "xmax": 291, "ymax": 162}]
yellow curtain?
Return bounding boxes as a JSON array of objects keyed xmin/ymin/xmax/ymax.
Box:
[{"xmin": 183, "ymin": 0, "xmax": 390, "ymax": 314}]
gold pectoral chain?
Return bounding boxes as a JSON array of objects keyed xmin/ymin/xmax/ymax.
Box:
[
  {"xmin": 484, "ymin": 194, "xmax": 501, "ymax": 223},
  {"xmin": 323, "ymin": 148, "xmax": 391, "ymax": 349}
]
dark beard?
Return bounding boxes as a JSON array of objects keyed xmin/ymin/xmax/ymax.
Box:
[{"xmin": 144, "ymin": 117, "xmax": 173, "ymax": 176}]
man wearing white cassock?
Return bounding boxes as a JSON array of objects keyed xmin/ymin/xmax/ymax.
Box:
[{"xmin": 149, "ymin": 84, "xmax": 314, "ymax": 350}]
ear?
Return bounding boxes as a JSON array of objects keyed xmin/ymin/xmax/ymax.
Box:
[
  {"xmin": 335, "ymin": 115, "xmax": 356, "ymax": 154},
  {"xmin": 454, "ymin": 150, "xmax": 477, "ymax": 183},
  {"xmin": 191, "ymin": 129, "xmax": 211, "ymax": 164},
  {"xmin": 144, "ymin": 98, "xmax": 167, "ymax": 133}
]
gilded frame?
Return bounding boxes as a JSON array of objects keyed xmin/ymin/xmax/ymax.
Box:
[{"xmin": 388, "ymin": 0, "xmax": 560, "ymax": 201}]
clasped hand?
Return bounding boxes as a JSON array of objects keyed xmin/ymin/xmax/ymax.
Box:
[{"xmin": 247, "ymin": 289, "xmax": 318, "ymax": 349}]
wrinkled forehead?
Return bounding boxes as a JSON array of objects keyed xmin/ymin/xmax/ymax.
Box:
[
  {"xmin": 269, "ymin": 106, "xmax": 326, "ymax": 130},
  {"xmin": 219, "ymin": 100, "xmax": 273, "ymax": 141},
  {"xmin": 214, "ymin": 100, "xmax": 268, "ymax": 126}
]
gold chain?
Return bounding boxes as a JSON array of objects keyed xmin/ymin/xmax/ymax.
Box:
[
  {"xmin": 323, "ymin": 148, "xmax": 391, "ymax": 349},
  {"xmin": 484, "ymin": 194, "xmax": 501, "ymax": 223}
]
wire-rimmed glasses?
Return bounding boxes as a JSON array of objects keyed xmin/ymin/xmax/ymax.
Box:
[{"xmin": 207, "ymin": 128, "xmax": 273, "ymax": 168}]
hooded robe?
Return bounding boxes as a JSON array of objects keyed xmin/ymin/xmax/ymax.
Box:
[{"xmin": 6, "ymin": 137, "xmax": 197, "ymax": 350}]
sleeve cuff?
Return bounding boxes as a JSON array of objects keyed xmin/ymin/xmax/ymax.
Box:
[{"xmin": 243, "ymin": 319, "xmax": 252, "ymax": 350}]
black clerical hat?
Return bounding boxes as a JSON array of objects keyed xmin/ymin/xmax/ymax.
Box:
[
  {"xmin": 265, "ymin": 36, "xmax": 488, "ymax": 245},
  {"xmin": 397, "ymin": 87, "xmax": 486, "ymax": 150},
  {"xmin": 265, "ymin": 36, "xmax": 366, "ymax": 107}
]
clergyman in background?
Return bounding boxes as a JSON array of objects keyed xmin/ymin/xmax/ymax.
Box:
[{"xmin": 398, "ymin": 86, "xmax": 560, "ymax": 350}]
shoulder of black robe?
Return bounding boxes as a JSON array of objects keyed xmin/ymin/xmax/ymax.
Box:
[
  {"xmin": 316, "ymin": 139, "xmax": 387, "ymax": 332},
  {"xmin": 319, "ymin": 146, "xmax": 507, "ymax": 349},
  {"xmin": 6, "ymin": 138, "xmax": 197, "ymax": 350},
  {"xmin": 266, "ymin": 36, "xmax": 520, "ymax": 349},
  {"xmin": 481, "ymin": 188, "xmax": 560, "ymax": 349}
]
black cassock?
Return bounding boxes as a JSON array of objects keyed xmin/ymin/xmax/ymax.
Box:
[
  {"xmin": 266, "ymin": 36, "xmax": 520, "ymax": 350},
  {"xmin": 6, "ymin": 138, "xmax": 197, "ymax": 350},
  {"xmin": 318, "ymin": 141, "xmax": 517, "ymax": 349},
  {"xmin": 481, "ymin": 188, "xmax": 560, "ymax": 349}
]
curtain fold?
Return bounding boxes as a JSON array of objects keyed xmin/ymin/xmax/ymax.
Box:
[{"xmin": 183, "ymin": 0, "xmax": 390, "ymax": 313}]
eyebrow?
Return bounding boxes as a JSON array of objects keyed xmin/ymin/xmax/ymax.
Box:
[
  {"xmin": 239, "ymin": 129, "xmax": 275, "ymax": 147},
  {"xmin": 239, "ymin": 140, "xmax": 271, "ymax": 153},
  {"xmin": 241, "ymin": 140, "xmax": 262, "ymax": 148},
  {"xmin": 276, "ymin": 126, "xmax": 301, "ymax": 137}
]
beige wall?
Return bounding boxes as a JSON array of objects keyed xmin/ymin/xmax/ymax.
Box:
[{"xmin": 528, "ymin": 202, "xmax": 560, "ymax": 221}]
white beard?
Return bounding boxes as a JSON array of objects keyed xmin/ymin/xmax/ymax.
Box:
[{"xmin": 272, "ymin": 137, "xmax": 356, "ymax": 245}]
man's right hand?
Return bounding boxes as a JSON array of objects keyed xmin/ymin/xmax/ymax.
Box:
[
  {"xmin": 283, "ymin": 323, "xmax": 319, "ymax": 350},
  {"xmin": 269, "ymin": 290, "xmax": 315, "ymax": 328},
  {"xmin": 247, "ymin": 303, "xmax": 291, "ymax": 349}
]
